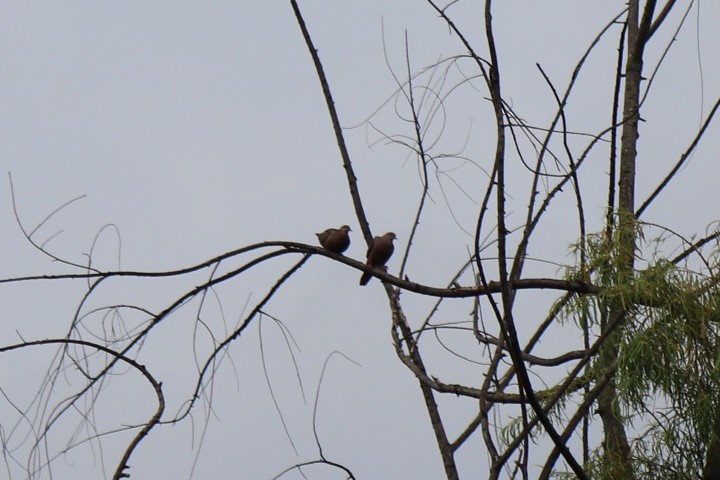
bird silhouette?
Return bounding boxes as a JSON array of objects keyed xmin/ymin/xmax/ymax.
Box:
[
  {"xmin": 359, "ymin": 232, "xmax": 396, "ymax": 286},
  {"xmin": 316, "ymin": 225, "xmax": 352, "ymax": 254}
]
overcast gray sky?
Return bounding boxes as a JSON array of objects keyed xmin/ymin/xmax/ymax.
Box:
[{"xmin": 1, "ymin": 1, "xmax": 719, "ymax": 479}]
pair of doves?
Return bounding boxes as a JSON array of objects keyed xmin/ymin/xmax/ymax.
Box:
[{"xmin": 315, "ymin": 225, "xmax": 396, "ymax": 286}]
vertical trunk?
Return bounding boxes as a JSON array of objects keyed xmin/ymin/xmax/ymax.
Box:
[
  {"xmin": 388, "ymin": 292, "xmax": 459, "ymax": 480},
  {"xmin": 703, "ymin": 412, "xmax": 720, "ymax": 480},
  {"xmin": 596, "ymin": 0, "xmax": 650, "ymax": 477}
]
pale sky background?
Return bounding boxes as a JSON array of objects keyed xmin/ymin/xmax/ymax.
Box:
[{"xmin": 1, "ymin": 1, "xmax": 719, "ymax": 479}]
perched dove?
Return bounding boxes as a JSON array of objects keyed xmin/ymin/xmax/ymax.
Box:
[
  {"xmin": 359, "ymin": 232, "xmax": 397, "ymax": 286},
  {"xmin": 316, "ymin": 225, "xmax": 352, "ymax": 254}
]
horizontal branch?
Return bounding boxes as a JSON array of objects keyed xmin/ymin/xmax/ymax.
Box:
[
  {"xmin": 0, "ymin": 240, "xmax": 601, "ymax": 299},
  {"xmin": 474, "ymin": 332, "xmax": 588, "ymax": 366}
]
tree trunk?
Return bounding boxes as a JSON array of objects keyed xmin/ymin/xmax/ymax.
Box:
[
  {"xmin": 703, "ymin": 411, "xmax": 720, "ymax": 480},
  {"xmin": 596, "ymin": 0, "xmax": 652, "ymax": 477}
]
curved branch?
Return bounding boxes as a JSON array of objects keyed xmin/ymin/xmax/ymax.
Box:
[{"xmin": 0, "ymin": 338, "xmax": 164, "ymax": 480}]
